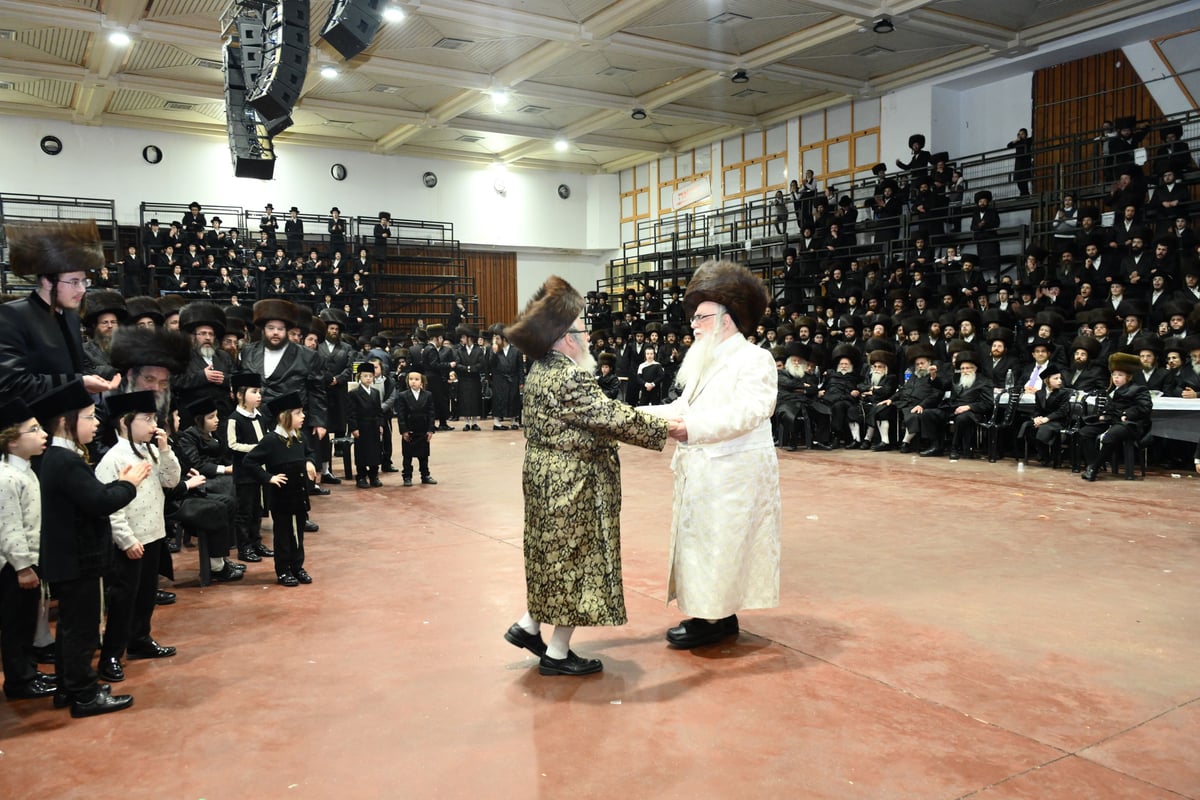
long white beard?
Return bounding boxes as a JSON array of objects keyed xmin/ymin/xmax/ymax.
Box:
[
  {"xmin": 574, "ymin": 349, "xmax": 597, "ymax": 376},
  {"xmin": 785, "ymin": 362, "xmax": 806, "ymax": 378},
  {"xmin": 959, "ymin": 373, "xmax": 976, "ymax": 390},
  {"xmin": 870, "ymin": 372, "xmax": 884, "ymax": 387},
  {"xmin": 674, "ymin": 312, "xmax": 727, "ymax": 393}
]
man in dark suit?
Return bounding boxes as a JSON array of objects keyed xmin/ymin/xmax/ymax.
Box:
[
  {"xmin": 1134, "ymin": 337, "xmax": 1176, "ymax": 395},
  {"xmin": 142, "ymin": 218, "xmax": 170, "ymax": 268},
  {"xmin": 0, "ymin": 221, "xmax": 122, "ymax": 405},
  {"xmin": 1063, "ymin": 335, "xmax": 1108, "ymax": 394},
  {"xmin": 316, "ymin": 309, "xmax": 354, "ymax": 484},
  {"xmin": 173, "ymin": 301, "xmax": 235, "ymax": 417},
  {"xmin": 918, "ymin": 350, "xmax": 994, "ymax": 459},
  {"xmin": 487, "ymin": 327, "xmax": 523, "ymax": 428},
  {"xmin": 373, "ymin": 212, "xmax": 391, "ymax": 262},
  {"xmin": 284, "ymin": 207, "xmax": 304, "ymax": 258},
  {"xmin": 417, "ymin": 324, "xmax": 456, "ymax": 431},
  {"xmin": 876, "ymin": 344, "xmax": 948, "ymax": 454},
  {"xmin": 180, "ymin": 201, "xmax": 206, "ymax": 248},
  {"xmin": 983, "ymin": 328, "xmax": 1022, "ymax": 386}
]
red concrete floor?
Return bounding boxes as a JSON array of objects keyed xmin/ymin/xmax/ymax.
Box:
[{"xmin": 1, "ymin": 431, "xmax": 1197, "ymax": 799}]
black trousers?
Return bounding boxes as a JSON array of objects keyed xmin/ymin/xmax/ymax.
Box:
[
  {"xmin": 234, "ymin": 482, "xmax": 264, "ymax": 549},
  {"xmin": 1079, "ymin": 422, "xmax": 1139, "ymax": 466},
  {"xmin": 51, "ymin": 577, "xmax": 103, "ymax": 700},
  {"xmin": 271, "ymin": 510, "xmax": 306, "ymax": 574},
  {"xmin": 0, "ymin": 564, "xmax": 40, "ymax": 688},
  {"xmin": 402, "ymin": 437, "xmax": 431, "ymax": 479},
  {"xmin": 102, "ymin": 539, "xmax": 164, "ymax": 660},
  {"xmin": 381, "ymin": 416, "xmax": 395, "ymax": 467}
]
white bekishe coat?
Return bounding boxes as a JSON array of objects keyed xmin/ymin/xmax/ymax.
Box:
[{"xmin": 642, "ymin": 333, "xmax": 781, "ymax": 618}]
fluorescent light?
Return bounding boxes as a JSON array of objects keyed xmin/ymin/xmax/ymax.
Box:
[
  {"xmin": 108, "ymin": 31, "xmax": 131, "ymax": 46},
  {"xmin": 383, "ymin": 5, "xmax": 406, "ymax": 23}
]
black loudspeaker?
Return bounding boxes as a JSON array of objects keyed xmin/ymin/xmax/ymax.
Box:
[
  {"xmin": 263, "ymin": 113, "xmax": 293, "ymax": 137},
  {"xmin": 248, "ymin": 0, "xmax": 309, "ymax": 122},
  {"xmin": 320, "ymin": 0, "xmax": 383, "ymax": 60},
  {"xmin": 224, "ymin": 44, "xmax": 245, "ymax": 91},
  {"xmin": 234, "ymin": 16, "xmax": 264, "ymax": 88},
  {"xmin": 225, "ymin": 84, "xmax": 276, "ymax": 181}
]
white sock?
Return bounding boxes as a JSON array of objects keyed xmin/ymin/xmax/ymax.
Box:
[
  {"xmin": 863, "ymin": 428, "xmax": 875, "ymax": 442},
  {"xmin": 849, "ymin": 422, "xmax": 860, "ymax": 441},
  {"xmin": 545, "ymin": 625, "xmax": 574, "ymax": 659},
  {"xmin": 879, "ymin": 421, "xmax": 891, "ymax": 444},
  {"xmin": 209, "ymin": 557, "xmax": 225, "ymax": 570},
  {"xmin": 517, "ymin": 611, "xmax": 539, "ymax": 636},
  {"xmin": 903, "ymin": 430, "xmax": 915, "ymax": 444}
]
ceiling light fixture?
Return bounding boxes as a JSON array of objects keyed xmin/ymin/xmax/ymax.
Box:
[
  {"xmin": 731, "ymin": 69, "xmax": 749, "ymax": 84},
  {"xmin": 383, "ymin": 5, "xmax": 406, "ymax": 23},
  {"xmin": 872, "ymin": 16, "xmax": 895, "ymax": 34},
  {"xmin": 631, "ymin": 108, "xmax": 647, "ymax": 121},
  {"xmin": 320, "ymin": 66, "xmax": 338, "ymax": 79},
  {"xmin": 108, "ymin": 30, "xmax": 132, "ymax": 46},
  {"xmin": 554, "ymin": 137, "xmax": 569, "ymax": 152},
  {"xmin": 489, "ymin": 89, "xmax": 509, "ymax": 109}
]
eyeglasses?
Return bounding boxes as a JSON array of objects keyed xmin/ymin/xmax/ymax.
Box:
[
  {"xmin": 691, "ymin": 313, "xmax": 717, "ymax": 324},
  {"xmin": 18, "ymin": 424, "xmax": 42, "ymax": 435},
  {"xmin": 567, "ymin": 328, "xmax": 587, "ymax": 335},
  {"xmin": 79, "ymin": 414, "xmax": 98, "ymax": 421},
  {"xmin": 56, "ymin": 278, "xmax": 87, "ymax": 289}
]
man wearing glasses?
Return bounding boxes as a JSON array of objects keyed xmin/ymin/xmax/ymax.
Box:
[
  {"xmin": 0, "ymin": 221, "xmax": 123, "ymax": 406},
  {"xmin": 640, "ymin": 260, "xmax": 782, "ymax": 650}
]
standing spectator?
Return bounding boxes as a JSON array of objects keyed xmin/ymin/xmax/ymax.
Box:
[
  {"xmin": 896, "ymin": 134, "xmax": 932, "ymax": 185},
  {"xmin": 180, "ymin": 202, "xmax": 206, "ymax": 248},
  {"xmin": 284, "ymin": 207, "xmax": 304, "ymax": 258},
  {"xmin": 0, "ymin": 221, "xmax": 122, "ymax": 404},
  {"xmin": 487, "ymin": 325, "xmax": 523, "ymax": 430},
  {"xmin": 326, "ymin": 207, "xmax": 346, "ymax": 256},
  {"xmin": 1107, "ymin": 117, "xmax": 1149, "ymax": 179},
  {"xmin": 373, "ymin": 212, "xmax": 392, "ymax": 262},
  {"xmin": 970, "ymin": 191, "xmax": 1001, "ymax": 271},
  {"xmin": 1007, "ymin": 128, "xmax": 1034, "ymax": 196},
  {"xmin": 259, "ymin": 203, "xmax": 278, "ymax": 248}
]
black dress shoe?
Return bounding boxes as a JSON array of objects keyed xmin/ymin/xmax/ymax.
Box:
[
  {"xmin": 127, "ymin": 639, "xmax": 176, "ymax": 659},
  {"xmin": 238, "ymin": 547, "xmax": 263, "ymax": 563},
  {"xmin": 403, "ymin": 478, "xmax": 413, "ymax": 487},
  {"xmin": 294, "ymin": 567, "xmax": 313, "ymax": 584},
  {"xmin": 31, "ymin": 644, "xmax": 55, "ymax": 664},
  {"xmin": 948, "ymin": 450, "xmax": 961, "ymax": 461},
  {"xmin": 810, "ymin": 442, "xmax": 832, "ymax": 451},
  {"xmin": 370, "ymin": 478, "xmax": 383, "ymax": 488},
  {"xmin": 899, "ymin": 442, "xmax": 913, "ymax": 454},
  {"xmin": 309, "ymin": 485, "xmax": 331, "ymax": 496},
  {"xmin": 304, "ymin": 520, "xmax": 319, "ymax": 532},
  {"xmin": 253, "ymin": 542, "xmax": 274, "ymax": 557},
  {"xmin": 155, "ymin": 589, "xmax": 177, "ymax": 606},
  {"xmin": 211, "ymin": 562, "xmax": 245, "ymax": 583},
  {"xmin": 231, "ymin": 561, "xmax": 247, "ymax": 572},
  {"xmin": 382, "ymin": 465, "xmax": 399, "ymax": 473},
  {"xmin": 97, "ymin": 657, "xmax": 125, "ymax": 682},
  {"xmin": 493, "ymin": 424, "xmax": 509, "ymax": 431},
  {"xmin": 665, "ymin": 615, "xmax": 740, "ymax": 649},
  {"xmin": 4, "ymin": 677, "xmax": 58, "ymax": 700},
  {"xmin": 918, "ymin": 447, "xmax": 943, "ymax": 457},
  {"xmin": 320, "ymin": 472, "xmax": 342, "ymax": 485},
  {"xmin": 356, "ymin": 477, "xmax": 370, "ymax": 489},
  {"xmin": 421, "ymin": 476, "xmax": 437, "ymax": 485},
  {"xmin": 871, "ymin": 442, "xmax": 894, "ymax": 452},
  {"xmin": 1081, "ymin": 466, "xmax": 1098, "ymax": 481},
  {"xmin": 511, "ymin": 422, "xmax": 520, "ymax": 430},
  {"xmin": 167, "ymin": 538, "xmax": 181, "ymax": 553},
  {"xmin": 277, "ymin": 572, "xmax": 299, "ymax": 587},
  {"xmin": 859, "ymin": 440, "xmax": 874, "ymax": 450},
  {"xmin": 437, "ymin": 424, "xmax": 453, "ymax": 431},
  {"xmin": 70, "ymin": 686, "xmax": 134, "ymax": 718},
  {"xmin": 538, "ymin": 650, "xmax": 602, "ymax": 676},
  {"xmin": 504, "ymin": 623, "xmax": 547, "ymax": 657}
]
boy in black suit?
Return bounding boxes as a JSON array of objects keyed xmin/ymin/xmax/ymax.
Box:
[
  {"xmin": 395, "ymin": 371, "xmax": 438, "ymax": 487},
  {"xmin": 347, "ymin": 362, "xmax": 384, "ymax": 489}
]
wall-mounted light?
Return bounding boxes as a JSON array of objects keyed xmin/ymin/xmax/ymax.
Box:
[
  {"xmin": 872, "ymin": 16, "xmax": 895, "ymax": 34},
  {"xmin": 631, "ymin": 108, "xmax": 647, "ymax": 121},
  {"xmin": 731, "ymin": 69, "xmax": 749, "ymax": 84}
]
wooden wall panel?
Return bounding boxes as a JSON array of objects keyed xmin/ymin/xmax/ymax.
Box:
[
  {"xmin": 463, "ymin": 250, "xmax": 517, "ymax": 329},
  {"xmin": 1033, "ymin": 50, "xmax": 1165, "ymax": 142}
]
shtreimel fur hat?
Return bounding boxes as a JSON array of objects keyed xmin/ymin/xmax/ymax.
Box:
[
  {"xmin": 683, "ymin": 260, "xmax": 769, "ymax": 338},
  {"xmin": 253, "ymin": 298, "xmax": 298, "ymax": 329},
  {"xmin": 1108, "ymin": 352, "xmax": 1141, "ymax": 376},
  {"xmin": 6, "ymin": 220, "xmax": 105, "ymax": 277},
  {"xmin": 109, "ymin": 327, "xmax": 192, "ymax": 375},
  {"xmin": 505, "ymin": 276, "xmax": 584, "ymax": 360}
]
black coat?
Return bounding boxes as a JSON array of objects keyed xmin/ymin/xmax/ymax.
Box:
[
  {"xmin": 237, "ymin": 342, "xmax": 328, "ymax": 429},
  {"xmin": 453, "ymin": 343, "xmax": 486, "ymax": 417},
  {"xmin": 243, "ymin": 432, "xmax": 313, "ymax": 514},
  {"xmin": 1096, "ymin": 383, "xmax": 1153, "ymax": 436},
  {"xmin": 395, "ymin": 388, "xmax": 436, "ymax": 435},
  {"xmin": 36, "ymin": 445, "xmax": 137, "ymax": 582},
  {"xmin": 487, "ymin": 345, "xmax": 523, "ymax": 418},
  {"xmin": 892, "ymin": 373, "xmax": 948, "ymax": 412},
  {"xmin": 0, "ymin": 292, "xmax": 86, "ymax": 405},
  {"xmin": 174, "ymin": 348, "xmax": 236, "ymax": 416},
  {"xmin": 175, "ymin": 427, "xmax": 232, "ymax": 479},
  {"xmin": 1064, "ymin": 363, "xmax": 1109, "ymax": 394},
  {"xmin": 346, "ymin": 384, "xmax": 384, "ymax": 465}
]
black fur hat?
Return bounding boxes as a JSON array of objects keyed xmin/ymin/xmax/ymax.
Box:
[
  {"xmin": 179, "ymin": 301, "xmax": 227, "ymax": 339},
  {"xmin": 6, "ymin": 220, "xmax": 105, "ymax": 277},
  {"xmin": 109, "ymin": 326, "xmax": 192, "ymax": 375},
  {"xmin": 82, "ymin": 290, "xmax": 129, "ymax": 328}
]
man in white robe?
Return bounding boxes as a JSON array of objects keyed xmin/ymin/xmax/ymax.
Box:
[{"xmin": 642, "ymin": 260, "xmax": 782, "ymax": 648}]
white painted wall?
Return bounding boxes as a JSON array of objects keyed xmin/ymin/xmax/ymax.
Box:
[
  {"xmin": 0, "ymin": 115, "xmax": 619, "ymax": 257},
  {"xmin": 1122, "ymin": 42, "xmax": 1194, "ymax": 115},
  {"xmin": 880, "ymin": 84, "xmax": 934, "ymax": 164}
]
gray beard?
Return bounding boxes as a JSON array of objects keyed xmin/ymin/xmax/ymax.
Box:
[
  {"xmin": 200, "ymin": 344, "xmax": 216, "ymax": 360},
  {"xmin": 574, "ymin": 350, "xmax": 597, "ymax": 376},
  {"xmin": 785, "ymin": 362, "xmax": 806, "ymax": 378},
  {"xmin": 959, "ymin": 374, "xmax": 976, "ymax": 390},
  {"xmin": 870, "ymin": 372, "xmax": 884, "ymax": 387}
]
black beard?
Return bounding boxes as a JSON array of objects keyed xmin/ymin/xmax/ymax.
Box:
[{"xmin": 265, "ymin": 337, "xmax": 288, "ymax": 351}]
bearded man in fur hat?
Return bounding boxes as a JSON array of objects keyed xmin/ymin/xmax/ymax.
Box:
[
  {"xmin": 0, "ymin": 221, "xmax": 123, "ymax": 403},
  {"xmin": 502, "ymin": 276, "xmax": 671, "ymax": 677},
  {"xmin": 639, "ymin": 260, "xmax": 782, "ymax": 649}
]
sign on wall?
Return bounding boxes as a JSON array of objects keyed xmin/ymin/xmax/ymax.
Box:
[{"xmin": 672, "ymin": 178, "xmax": 711, "ymax": 210}]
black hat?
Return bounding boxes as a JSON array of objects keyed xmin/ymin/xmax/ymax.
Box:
[
  {"xmin": 289, "ymin": 206, "xmax": 299, "ymax": 214},
  {"xmin": 82, "ymin": 290, "xmax": 129, "ymax": 328},
  {"xmin": 872, "ymin": 163, "xmax": 887, "ymax": 175},
  {"xmin": 31, "ymin": 379, "xmax": 93, "ymax": 426},
  {"xmin": 124, "ymin": 296, "xmax": 164, "ymax": 327},
  {"xmin": 211, "ymin": 216, "xmax": 222, "ymax": 224},
  {"xmin": 189, "ymin": 201, "xmax": 201, "ymax": 209},
  {"xmin": 253, "ymin": 298, "xmax": 298, "ymax": 329},
  {"xmin": 231, "ymin": 372, "xmax": 262, "ymax": 390},
  {"xmin": 1070, "ymin": 336, "xmax": 1101, "ymax": 360},
  {"xmin": 1116, "ymin": 300, "xmax": 1148, "ymax": 320},
  {"xmin": 1115, "ymin": 116, "xmax": 1136, "ymax": 131},
  {"xmin": 1035, "ymin": 310, "xmax": 1065, "ymax": 331},
  {"xmin": 955, "ymin": 308, "xmax": 982, "ymax": 327},
  {"xmin": 1028, "ymin": 337, "xmax": 1055, "ymax": 353},
  {"xmin": 355, "ymin": 361, "xmax": 376, "ymax": 376},
  {"xmin": 378, "ymin": 211, "xmax": 391, "ymax": 220},
  {"xmin": 318, "ymin": 308, "xmax": 350, "ymax": 329},
  {"xmin": 784, "ymin": 341, "xmax": 812, "ymax": 361},
  {"xmin": 598, "ymin": 352, "xmax": 617, "ymax": 368},
  {"xmin": 985, "ymin": 327, "xmax": 1014, "ymax": 346},
  {"xmin": 974, "ymin": 190, "xmax": 993, "ymax": 203},
  {"xmin": 981, "ymin": 308, "xmax": 1014, "ymax": 329},
  {"xmin": 267, "ymin": 392, "xmax": 303, "ymax": 414},
  {"xmin": 330, "ymin": 207, "xmax": 340, "ymax": 214},
  {"xmin": 148, "ymin": 218, "xmax": 160, "ymax": 226},
  {"xmin": 6, "ymin": 220, "xmax": 105, "ymax": 278},
  {"xmin": 955, "ymin": 349, "xmax": 981, "ymax": 367},
  {"xmin": 178, "ymin": 301, "xmax": 227, "ymax": 339},
  {"xmin": 426, "ymin": 323, "xmax": 446, "ymax": 339},
  {"xmin": 106, "ymin": 390, "xmax": 157, "ymax": 418},
  {"xmin": 830, "ymin": 343, "xmax": 862, "ymax": 368},
  {"xmin": 159, "ymin": 294, "xmax": 187, "ymax": 321},
  {"xmin": 109, "ymin": 327, "xmax": 192, "ymax": 375},
  {"xmin": 906, "ymin": 344, "xmax": 937, "ymax": 363},
  {"xmin": 908, "ymin": 133, "xmax": 926, "ymax": 149},
  {"xmin": 186, "ymin": 398, "xmax": 218, "ymax": 419},
  {"xmin": 868, "ymin": 349, "xmax": 895, "ymax": 369},
  {"xmin": 1039, "ymin": 362, "xmax": 1063, "ymax": 381},
  {"xmin": 265, "ymin": 203, "xmax": 274, "ymax": 210},
  {"xmin": 0, "ymin": 398, "xmax": 34, "ymax": 430}
]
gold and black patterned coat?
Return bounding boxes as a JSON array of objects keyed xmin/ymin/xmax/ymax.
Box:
[{"xmin": 521, "ymin": 350, "xmax": 669, "ymax": 626}]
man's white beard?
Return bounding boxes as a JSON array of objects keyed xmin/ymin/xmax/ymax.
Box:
[
  {"xmin": 915, "ymin": 367, "xmax": 930, "ymax": 378},
  {"xmin": 674, "ymin": 311, "xmax": 726, "ymax": 392},
  {"xmin": 155, "ymin": 388, "xmax": 171, "ymax": 418},
  {"xmin": 959, "ymin": 373, "xmax": 976, "ymax": 390},
  {"xmin": 785, "ymin": 362, "xmax": 806, "ymax": 378},
  {"xmin": 574, "ymin": 349, "xmax": 597, "ymax": 375},
  {"xmin": 200, "ymin": 344, "xmax": 215, "ymax": 360},
  {"xmin": 1192, "ymin": 357, "xmax": 1200, "ymax": 369},
  {"xmin": 870, "ymin": 372, "xmax": 884, "ymax": 387}
]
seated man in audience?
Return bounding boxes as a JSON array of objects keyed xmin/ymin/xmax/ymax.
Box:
[
  {"xmin": 878, "ymin": 344, "xmax": 947, "ymax": 454},
  {"xmin": 1135, "ymin": 336, "xmax": 1175, "ymax": 395},
  {"xmin": 852, "ymin": 349, "xmax": 899, "ymax": 451},
  {"xmin": 1063, "ymin": 335, "xmax": 1108, "ymax": 394},
  {"xmin": 1079, "ymin": 352, "xmax": 1152, "ymax": 481},
  {"xmin": 918, "ymin": 350, "xmax": 993, "ymax": 460}
]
